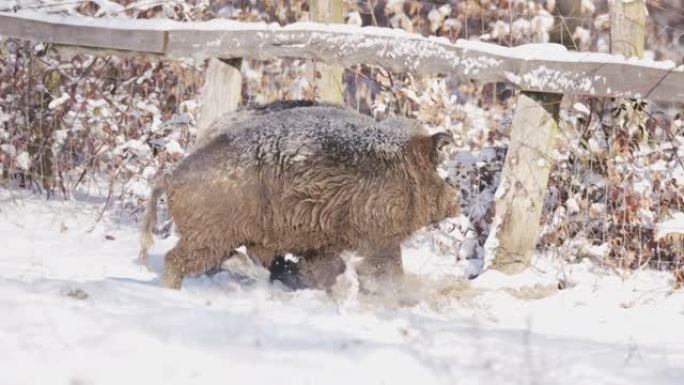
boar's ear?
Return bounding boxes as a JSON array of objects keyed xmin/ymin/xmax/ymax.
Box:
[
  {"xmin": 407, "ymin": 132, "xmax": 453, "ymax": 168},
  {"xmin": 407, "ymin": 136, "xmax": 433, "ymax": 169},
  {"xmin": 431, "ymin": 132, "xmax": 454, "ymax": 163},
  {"xmin": 432, "ymin": 132, "xmax": 453, "ymax": 152}
]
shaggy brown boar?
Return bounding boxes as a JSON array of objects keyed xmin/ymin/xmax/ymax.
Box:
[{"xmin": 140, "ymin": 103, "xmax": 458, "ymax": 289}]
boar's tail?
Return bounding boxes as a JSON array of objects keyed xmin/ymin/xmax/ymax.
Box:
[{"xmin": 138, "ymin": 174, "xmax": 170, "ymax": 269}]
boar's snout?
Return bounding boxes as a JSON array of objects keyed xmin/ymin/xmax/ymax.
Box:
[
  {"xmin": 430, "ymin": 178, "xmax": 459, "ymax": 223},
  {"xmin": 442, "ymin": 184, "xmax": 460, "ymax": 218}
]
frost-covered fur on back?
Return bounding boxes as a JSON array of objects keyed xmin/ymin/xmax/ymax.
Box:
[
  {"xmin": 193, "ymin": 100, "xmax": 328, "ymax": 150},
  {"xmin": 195, "ymin": 103, "xmax": 426, "ymax": 166},
  {"xmin": 143, "ymin": 102, "xmax": 459, "ymax": 290},
  {"xmin": 218, "ymin": 106, "xmax": 426, "ymax": 168}
]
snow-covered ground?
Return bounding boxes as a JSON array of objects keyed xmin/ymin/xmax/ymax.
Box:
[{"xmin": 1, "ymin": 189, "xmax": 683, "ymax": 385}]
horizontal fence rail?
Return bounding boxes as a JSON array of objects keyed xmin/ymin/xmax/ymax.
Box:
[{"xmin": 1, "ymin": 11, "xmax": 684, "ymax": 102}]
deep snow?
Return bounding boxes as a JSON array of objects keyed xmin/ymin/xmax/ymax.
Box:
[{"xmin": 1, "ymin": 189, "xmax": 683, "ymax": 385}]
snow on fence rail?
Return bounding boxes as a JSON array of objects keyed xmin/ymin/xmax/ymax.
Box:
[{"xmin": 2, "ymin": 11, "xmax": 684, "ymax": 102}]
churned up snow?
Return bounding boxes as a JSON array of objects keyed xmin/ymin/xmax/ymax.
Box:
[{"xmin": 1, "ymin": 189, "xmax": 683, "ymax": 385}]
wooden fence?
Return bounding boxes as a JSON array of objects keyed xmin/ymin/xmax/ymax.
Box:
[{"xmin": 1, "ymin": 10, "xmax": 682, "ymax": 101}]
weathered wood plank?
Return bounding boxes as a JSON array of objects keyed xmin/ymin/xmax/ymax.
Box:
[
  {"xmin": 1, "ymin": 11, "xmax": 683, "ymax": 102},
  {"xmin": 165, "ymin": 29, "xmax": 684, "ymax": 101},
  {"xmin": 0, "ymin": 12, "xmax": 166, "ymax": 53}
]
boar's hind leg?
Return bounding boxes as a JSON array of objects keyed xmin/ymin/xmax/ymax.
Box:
[{"xmin": 162, "ymin": 239, "xmax": 226, "ymax": 289}]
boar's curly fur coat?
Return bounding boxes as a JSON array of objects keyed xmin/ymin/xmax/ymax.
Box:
[{"xmin": 140, "ymin": 103, "xmax": 458, "ymax": 289}]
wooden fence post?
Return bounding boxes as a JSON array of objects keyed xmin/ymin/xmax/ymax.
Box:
[
  {"xmin": 610, "ymin": 0, "xmax": 647, "ymax": 58},
  {"xmin": 487, "ymin": 0, "xmax": 583, "ymax": 272},
  {"xmin": 309, "ymin": 0, "xmax": 344, "ymax": 104},
  {"xmin": 488, "ymin": 0, "xmax": 648, "ymax": 273},
  {"xmin": 487, "ymin": 92, "xmax": 562, "ymax": 272},
  {"xmin": 196, "ymin": 58, "xmax": 242, "ymax": 136}
]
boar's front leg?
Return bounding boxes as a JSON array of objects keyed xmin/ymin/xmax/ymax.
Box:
[
  {"xmin": 296, "ymin": 250, "xmax": 346, "ymax": 291},
  {"xmin": 357, "ymin": 243, "xmax": 403, "ymax": 293}
]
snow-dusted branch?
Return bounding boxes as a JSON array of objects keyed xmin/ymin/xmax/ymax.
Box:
[{"xmin": 1, "ymin": 10, "xmax": 684, "ymax": 102}]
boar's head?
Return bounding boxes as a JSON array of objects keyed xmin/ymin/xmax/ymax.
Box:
[{"xmin": 406, "ymin": 131, "xmax": 460, "ymax": 225}]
